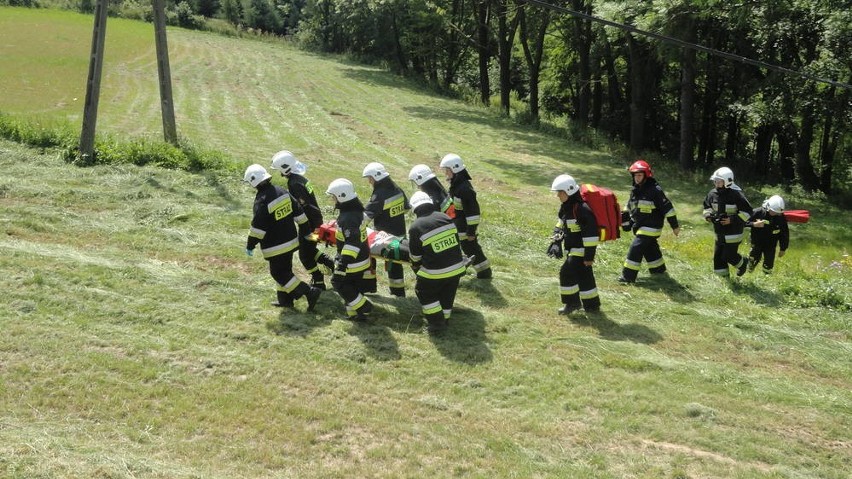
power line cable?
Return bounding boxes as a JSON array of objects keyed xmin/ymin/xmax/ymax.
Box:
[{"xmin": 525, "ymin": 0, "xmax": 851, "ymax": 91}]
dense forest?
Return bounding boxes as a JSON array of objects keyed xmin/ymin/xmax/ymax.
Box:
[{"xmin": 8, "ymin": 0, "xmax": 851, "ymax": 196}]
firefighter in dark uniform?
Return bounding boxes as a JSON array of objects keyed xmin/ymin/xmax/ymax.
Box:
[
  {"xmin": 747, "ymin": 195, "xmax": 789, "ymax": 274},
  {"xmin": 618, "ymin": 160, "xmax": 680, "ymax": 283},
  {"xmin": 407, "ymin": 191, "xmax": 467, "ymax": 335},
  {"xmin": 408, "ymin": 164, "xmax": 455, "ymax": 218},
  {"xmin": 362, "ymin": 162, "xmax": 410, "ymax": 297},
  {"xmin": 702, "ymin": 166, "xmax": 753, "ymax": 277},
  {"xmin": 547, "ymin": 174, "xmax": 601, "ymax": 314},
  {"xmin": 243, "ymin": 164, "xmax": 322, "ymax": 310},
  {"xmin": 439, "ymin": 153, "xmax": 492, "ymax": 279},
  {"xmin": 325, "ymin": 178, "xmax": 373, "ymax": 321},
  {"xmin": 270, "ymin": 150, "xmax": 334, "ymax": 290}
]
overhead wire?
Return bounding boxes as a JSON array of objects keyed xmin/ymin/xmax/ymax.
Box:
[{"xmin": 524, "ymin": 0, "xmax": 851, "ymax": 91}]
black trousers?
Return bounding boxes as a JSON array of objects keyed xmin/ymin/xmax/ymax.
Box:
[
  {"xmin": 414, "ymin": 276, "xmax": 461, "ymax": 319},
  {"xmin": 559, "ymin": 255, "xmax": 600, "ymax": 311},
  {"xmin": 749, "ymin": 240, "xmax": 778, "ymax": 272},
  {"xmin": 268, "ymin": 252, "xmax": 309, "ymax": 305},
  {"xmin": 331, "ymin": 271, "xmax": 373, "ymax": 317},
  {"xmin": 621, "ymin": 235, "xmax": 666, "ymax": 281},
  {"xmin": 460, "ymin": 237, "xmax": 490, "ymax": 274},
  {"xmin": 713, "ymin": 235, "xmax": 745, "ymax": 275}
]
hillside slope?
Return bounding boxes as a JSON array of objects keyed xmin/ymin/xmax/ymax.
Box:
[{"xmin": 2, "ymin": 8, "xmax": 850, "ymax": 478}]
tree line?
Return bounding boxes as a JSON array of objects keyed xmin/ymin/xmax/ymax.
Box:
[{"xmin": 13, "ymin": 0, "xmax": 851, "ymax": 196}]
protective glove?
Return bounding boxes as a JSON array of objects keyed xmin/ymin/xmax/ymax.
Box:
[
  {"xmin": 245, "ymin": 248, "xmax": 254, "ymax": 257},
  {"xmin": 333, "ymin": 257, "xmax": 347, "ymax": 276},
  {"xmin": 547, "ymin": 241, "xmax": 563, "ymax": 259}
]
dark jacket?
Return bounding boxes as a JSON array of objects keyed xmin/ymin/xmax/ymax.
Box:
[
  {"xmin": 448, "ymin": 169, "xmax": 481, "ymax": 237},
  {"xmin": 334, "ymin": 198, "xmax": 371, "ymax": 274},
  {"xmin": 556, "ymin": 193, "xmax": 599, "ymax": 262},
  {"xmin": 408, "ymin": 204, "xmax": 466, "ymax": 280},
  {"xmin": 285, "ymin": 173, "xmax": 323, "ymax": 230},
  {"xmin": 748, "ymin": 207, "xmax": 790, "ymax": 250},
  {"xmin": 420, "ymin": 177, "xmax": 453, "ymax": 216},
  {"xmin": 364, "ymin": 177, "xmax": 409, "ymax": 236},
  {"xmin": 625, "ymin": 177, "xmax": 679, "ymax": 237},
  {"xmin": 247, "ymin": 182, "xmax": 308, "ymax": 259},
  {"xmin": 703, "ymin": 187, "xmax": 752, "ymax": 237}
]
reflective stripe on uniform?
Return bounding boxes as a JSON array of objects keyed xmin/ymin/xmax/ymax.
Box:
[
  {"xmin": 724, "ymin": 233, "xmax": 744, "ymax": 244},
  {"xmin": 417, "ymin": 260, "xmax": 467, "ymax": 279},
  {"xmin": 637, "ymin": 226, "xmax": 663, "ymax": 237},
  {"xmin": 560, "ymin": 285, "xmax": 579, "ymax": 295},
  {"xmin": 422, "ymin": 301, "xmax": 441, "ymax": 315},
  {"xmin": 249, "ymin": 227, "xmax": 266, "ymax": 239},
  {"xmin": 262, "ymin": 238, "xmax": 299, "ymax": 258},
  {"xmin": 276, "ymin": 276, "xmax": 301, "ymax": 294}
]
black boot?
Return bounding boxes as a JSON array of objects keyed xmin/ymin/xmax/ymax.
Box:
[{"xmin": 305, "ymin": 287, "xmax": 322, "ymax": 312}]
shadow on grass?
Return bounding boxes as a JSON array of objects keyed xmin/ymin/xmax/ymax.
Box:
[
  {"xmin": 634, "ymin": 274, "xmax": 697, "ymax": 303},
  {"xmin": 429, "ymin": 305, "xmax": 493, "ymax": 364},
  {"xmin": 458, "ymin": 277, "xmax": 508, "ymax": 309},
  {"xmin": 568, "ymin": 310, "xmax": 663, "ymax": 344},
  {"xmin": 728, "ymin": 278, "xmax": 785, "ymax": 306}
]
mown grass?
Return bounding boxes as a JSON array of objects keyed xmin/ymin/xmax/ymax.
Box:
[{"xmin": 1, "ymin": 7, "xmax": 851, "ymax": 479}]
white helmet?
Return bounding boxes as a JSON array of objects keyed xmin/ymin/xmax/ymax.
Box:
[
  {"xmin": 410, "ymin": 191, "xmax": 433, "ymax": 211},
  {"xmin": 244, "ymin": 164, "xmax": 271, "ymax": 187},
  {"xmin": 551, "ymin": 174, "xmax": 580, "ymax": 195},
  {"xmin": 408, "ymin": 164, "xmax": 436, "ymax": 186},
  {"xmin": 439, "ymin": 153, "xmax": 465, "ymax": 173},
  {"xmin": 710, "ymin": 167, "xmax": 735, "ymax": 187},
  {"xmin": 270, "ymin": 150, "xmax": 298, "ymax": 175},
  {"xmin": 763, "ymin": 195, "xmax": 785, "ymax": 213},
  {"xmin": 362, "ymin": 162, "xmax": 390, "ymax": 181},
  {"xmin": 326, "ymin": 178, "xmax": 357, "ymax": 202}
]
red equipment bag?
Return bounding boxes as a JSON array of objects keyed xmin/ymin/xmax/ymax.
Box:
[
  {"xmin": 783, "ymin": 209, "xmax": 810, "ymax": 223},
  {"xmin": 580, "ymin": 183, "xmax": 621, "ymax": 241}
]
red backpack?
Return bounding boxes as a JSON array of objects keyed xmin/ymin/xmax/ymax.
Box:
[{"xmin": 580, "ymin": 184, "xmax": 621, "ymax": 242}]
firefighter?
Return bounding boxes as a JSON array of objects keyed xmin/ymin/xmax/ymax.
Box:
[
  {"xmin": 618, "ymin": 160, "xmax": 680, "ymax": 283},
  {"xmin": 243, "ymin": 164, "xmax": 322, "ymax": 310},
  {"xmin": 547, "ymin": 174, "xmax": 601, "ymax": 313},
  {"xmin": 362, "ymin": 162, "xmax": 410, "ymax": 297},
  {"xmin": 408, "ymin": 164, "xmax": 454, "ymax": 217},
  {"xmin": 747, "ymin": 195, "xmax": 789, "ymax": 274},
  {"xmin": 325, "ymin": 178, "xmax": 374, "ymax": 321},
  {"xmin": 270, "ymin": 150, "xmax": 334, "ymax": 290},
  {"xmin": 439, "ymin": 153, "xmax": 492, "ymax": 279},
  {"xmin": 407, "ymin": 191, "xmax": 467, "ymax": 335},
  {"xmin": 702, "ymin": 167, "xmax": 753, "ymax": 277}
]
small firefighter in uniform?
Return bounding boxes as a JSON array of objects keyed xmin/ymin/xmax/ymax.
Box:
[
  {"xmin": 362, "ymin": 162, "xmax": 410, "ymax": 297},
  {"xmin": 747, "ymin": 195, "xmax": 789, "ymax": 274},
  {"xmin": 243, "ymin": 164, "xmax": 322, "ymax": 310},
  {"xmin": 408, "ymin": 164, "xmax": 455, "ymax": 217},
  {"xmin": 270, "ymin": 150, "xmax": 334, "ymax": 289},
  {"xmin": 547, "ymin": 174, "xmax": 601, "ymax": 313},
  {"xmin": 702, "ymin": 167, "xmax": 753, "ymax": 277},
  {"xmin": 326, "ymin": 178, "xmax": 374, "ymax": 321},
  {"xmin": 407, "ymin": 191, "xmax": 467, "ymax": 335},
  {"xmin": 619, "ymin": 160, "xmax": 680, "ymax": 283},
  {"xmin": 439, "ymin": 153, "xmax": 492, "ymax": 279}
]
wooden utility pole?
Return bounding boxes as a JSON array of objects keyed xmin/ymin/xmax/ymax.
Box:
[
  {"xmin": 152, "ymin": 0, "xmax": 178, "ymax": 144},
  {"xmin": 79, "ymin": 0, "xmax": 109, "ymax": 160}
]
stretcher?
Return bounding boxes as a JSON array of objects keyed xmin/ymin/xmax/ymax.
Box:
[{"xmin": 313, "ymin": 220, "xmax": 410, "ymax": 263}]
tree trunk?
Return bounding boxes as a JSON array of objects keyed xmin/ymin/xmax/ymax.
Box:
[
  {"xmin": 517, "ymin": 1, "xmax": 549, "ymax": 124},
  {"xmin": 777, "ymin": 126, "xmax": 796, "ymax": 186},
  {"xmin": 476, "ymin": 0, "xmax": 491, "ymax": 106},
  {"xmin": 496, "ymin": 0, "xmax": 519, "ymax": 116},
  {"xmin": 626, "ymin": 33, "xmax": 650, "ymax": 152},
  {"xmin": 753, "ymin": 123, "xmax": 775, "ymax": 178},
  {"xmin": 724, "ymin": 113, "xmax": 741, "ymax": 172},
  {"xmin": 678, "ymin": 26, "xmax": 696, "ymax": 171},
  {"xmin": 697, "ymin": 58, "xmax": 720, "ymax": 166},
  {"xmin": 572, "ymin": 0, "xmax": 591, "ymax": 125},
  {"xmin": 795, "ymin": 113, "xmax": 820, "ymax": 190}
]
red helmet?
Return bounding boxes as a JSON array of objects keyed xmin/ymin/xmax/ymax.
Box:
[{"xmin": 628, "ymin": 160, "xmax": 653, "ymax": 178}]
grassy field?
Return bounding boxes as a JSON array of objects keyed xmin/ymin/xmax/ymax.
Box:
[{"xmin": 2, "ymin": 7, "xmax": 851, "ymax": 478}]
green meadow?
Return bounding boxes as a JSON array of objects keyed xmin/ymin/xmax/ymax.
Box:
[{"xmin": 1, "ymin": 7, "xmax": 850, "ymax": 478}]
